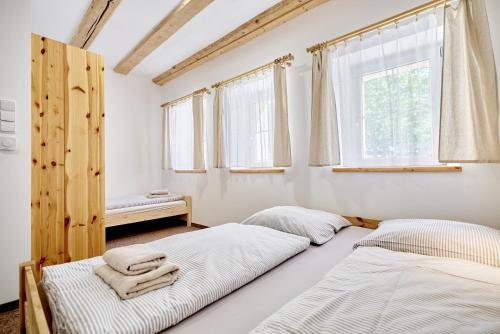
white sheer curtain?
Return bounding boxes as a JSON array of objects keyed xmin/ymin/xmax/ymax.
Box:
[
  {"xmin": 223, "ymin": 68, "xmax": 275, "ymax": 167},
  {"xmin": 169, "ymin": 98, "xmax": 194, "ymax": 169},
  {"xmin": 331, "ymin": 9, "xmax": 444, "ymax": 166}
]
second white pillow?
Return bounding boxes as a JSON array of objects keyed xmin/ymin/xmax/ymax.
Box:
[{"xmin": 241, "ymin": 206, "xmax": 351, "ymax": 245}]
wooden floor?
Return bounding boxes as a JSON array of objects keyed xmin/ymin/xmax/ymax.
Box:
[{"xmin": 0, "ymin": 218, "xmax": 200, "ymax": 334}]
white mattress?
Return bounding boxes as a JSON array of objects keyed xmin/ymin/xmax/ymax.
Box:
[
  {"xmin": 106, "ymin": 194, "xmax": 184, "ymax": 211},
  {"xmin": 252, "ymin": 246, "xmax": 500, "ymax": 334},
  {"xmin": 162, "ymin": 226, "xmax": 372, "ymax": 334},
  {"xmin": 42, "ymin": 224, "xmax": 310, "ymax": 333},
  {"xmin": 106, "ymin": 201, "xmax": 186, "ymax": 215}
]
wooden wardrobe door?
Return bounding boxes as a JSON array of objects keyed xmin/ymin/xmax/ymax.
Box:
[{"xmin": 31, "ymin": 34, "xmax": 105, "ymax": 278}]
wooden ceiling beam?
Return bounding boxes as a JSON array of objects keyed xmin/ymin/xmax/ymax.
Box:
[
  {"xmin": 71, "ymin": 0, "xmax": 122, "ymax": 49},
  {"xmin": 152, "ymin": 0, "xmax": 328, "ymax": 85},
  {"xmin": 114, "ymin": 0, "xmax": 214, "ymax": 74}
]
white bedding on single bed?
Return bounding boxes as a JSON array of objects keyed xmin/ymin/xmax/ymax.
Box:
[
  {"xmin": 252, "ymin": 246, "xmax": 500, "ymax": 334},
  {"xmin": 162, "ymin": 226, "xmax": 372, "ymax": 334},
  {"xmin": 42, "ymin": 223, "xmax": 310, "ymax": 334},
  {"xmin": 106, "ymin": 194, "xmax": 184, "ymax": 211},
  {"xmin": 106, "ymin": 200, "xmax": 186, "ymax": 215}
]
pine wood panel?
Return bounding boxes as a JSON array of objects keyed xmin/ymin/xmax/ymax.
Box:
[
  {"xmin": 86, "ymin": 52, "xmax": 106, "ymax": 256},
  {"xmin": 42, "ymin": 37, "xmax": 65, "ymax": 268},
  {"xmin": 332, "ymin": 166, "xmax": 462, "ymax": 173},
  {"xmin": 31, "ymin": 35, "xmax": 43, "ymax": 280},
  {"xmin": 65, "ymin": 44, "xmax": 91, "ymax": 262},
  {"xmin": 31, "ymin": 34, "xmax": 105, "ymax": 277}
]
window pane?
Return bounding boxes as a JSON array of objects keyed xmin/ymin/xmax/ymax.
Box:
[
  {"xmin": 331, "ymin": 8, "xmax": 443, "ymax": 166},
  {"xmin": 362, "ymin": 60, "xmax": 433, "ymax": 161},
  {"xmin": 223, "ymin": 69, "xmax": 275, "ymax": 167}
]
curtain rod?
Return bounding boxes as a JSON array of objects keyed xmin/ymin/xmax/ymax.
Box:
[
  {"xmin": 211, "ymin": 53, "xmax": 294, "ymax": 89},
  {"xmin": 306, "ymin": 0, "xmax": 448, "ymax": 53},
  {"xmin": 160, "ymin": 87, "xmax": 210, "ymax": 108}
]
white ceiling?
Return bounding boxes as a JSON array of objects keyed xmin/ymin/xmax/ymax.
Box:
[{"xmin": 31, "ymin": 0, "xmax": 280, "ymax": 78}]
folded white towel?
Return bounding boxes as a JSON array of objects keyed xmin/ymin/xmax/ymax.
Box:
[
  {"xmin": 103, "ymin": 244, "xmax": 167, "ymax": 275},
  {"xmin": 94, "ymin": 262, "xmax": 180, "ymax": 299},
  {"xmin": 150, "ymin": 189, "xmax": 170, "ymax": 195}
]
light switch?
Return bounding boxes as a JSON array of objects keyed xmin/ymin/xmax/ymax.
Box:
[
  {"xmin": 0, "ymin": 136, "xmax": 17, "ymax": 151},
  {"xmin": 0, "ymin": 111, "xmax": 15, "ymax": 122},
  {"xmin": 0, "ymin": 120, "xmax": 15, "ymax": 132},
  {"xmin": 0, "ymin": 99, "xmax": 15, "ymax": 111}
]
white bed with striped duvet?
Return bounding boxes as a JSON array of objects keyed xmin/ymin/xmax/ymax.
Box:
[
  {"xmin": 251, "ymin": 246, "xmax": 500, "ymax": 334},
  {"xmin": 42, "ymin": 223, "xmax": 310, "ymax": 334}
]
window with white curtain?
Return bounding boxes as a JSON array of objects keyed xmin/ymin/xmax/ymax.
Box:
[
  {"xmin": 331, "ymin": 9, "xmax": 444, "ymax": 166},
  {"xmin": 168, "ymin": 98, "xmax": 206, "ymax": 170},
  {"xmin": 223, "ymin": 68, "xmax": 275, "ymax": 167}
]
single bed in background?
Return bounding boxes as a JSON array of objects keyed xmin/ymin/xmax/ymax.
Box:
[
  {"xmin": 252, "ymin": 219, "xmax": 500, "ymax": 334},
  {"xmin": 105, "ymin": 194, "xmax": 192, "ymax": 228}
]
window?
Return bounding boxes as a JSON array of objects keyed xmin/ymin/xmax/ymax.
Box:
[
  {"xmin": 223, "ymin": 68, "xmax": 275, "ymax": 168},
  {"xmin": 167, "ymin": 97, "xmax": 206, "ymax": 170},
  {"xmin": 331, "ymin": 9, "xmax": 443, "ymax": 166}
]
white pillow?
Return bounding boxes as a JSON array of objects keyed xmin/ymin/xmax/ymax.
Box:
[
  {"xmin": 241, "ymin": 206, "xmax": 351, "ymax": 245},
  {"xmin": 354, "ymin": 219, "xmax": 500, "ymax": 267}
]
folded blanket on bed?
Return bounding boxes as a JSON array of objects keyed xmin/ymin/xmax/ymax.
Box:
[
  {"xmin": 150, "ymin": 189, "xmax": 170, "ymax": 195},
  {"xmin": 94, "ymin": 262, "xmax": 180, "ymax": 299},
  {"xmin": 103, "ymin": 244, "xmax": 167, "ymax": 275},
  {"xmin": 146, "ymin": 194, "xmax": 172, "ymax": 199}
]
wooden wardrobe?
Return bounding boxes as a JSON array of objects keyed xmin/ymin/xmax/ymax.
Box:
[{"xmin": 31, "ymin": 34, "xmax": 105, "ymax": 278}]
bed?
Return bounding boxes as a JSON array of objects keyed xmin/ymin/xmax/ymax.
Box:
[
  {"xmin": 105, "ymin": 194, "xmax": 192, "ymax": 228},
  {"xmin": 252, "ymin": 220, "xmax": 500, "ymax": 334},
  {"xmin": 19, "ymin": 215, "xmax": 374, "ymax": 334}
]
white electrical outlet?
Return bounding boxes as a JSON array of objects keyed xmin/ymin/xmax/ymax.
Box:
[
  {"xmin": 0, "ymin": 99, "xmax": 15, "ymax": 111},
  {"xmin": 0, "ymin": 110, "xmax": 15, "ymax": 122},
  {"xmin": 0, "ymin": 121, "xmax": 15, "ymax": 132},
  {"xmin": 0, "ymin": 136, "xmax": 17, "ymax": 151}
]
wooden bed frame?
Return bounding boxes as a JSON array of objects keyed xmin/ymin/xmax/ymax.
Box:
[
  {"xmin": 105, "ymin": 195, "xmax": 192, "ymax": 228},
  {"xmin": 19, "ymin": 213, "xmax": 380, "ymax": 333}
]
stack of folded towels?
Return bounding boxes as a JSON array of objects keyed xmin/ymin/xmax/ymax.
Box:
[
  {"xmin": 94, "ymin": 244, "xmax": 180, "ymax": 300},
  {"xmin": 146, "ymin": 189, "xmax": 171, "ymax": 199}
]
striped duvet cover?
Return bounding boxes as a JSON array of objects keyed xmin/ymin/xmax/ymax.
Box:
[
  {"xmin": 252, "ymin": 246, "xmax": 500, "ymax": 334},
  {"xmin": 42, "ymin": 223, "xmax": 310, "ymax": 334}
]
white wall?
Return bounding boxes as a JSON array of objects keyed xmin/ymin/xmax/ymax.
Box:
[
  {"xmin": 160, "ymin": 0, "xmax": 500, "ymax": 229},
  {"xmin": 0, "ymin": 0, "xmax": 31, "ymax": 304},
  {"xmin": 105, "ymin": 71, "xmax": 163, "ymax": 199}
]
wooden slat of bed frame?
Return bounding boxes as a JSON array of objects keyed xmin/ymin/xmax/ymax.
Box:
[
  {"xmin": 343, "ymin": 216, "xmax": 380, "ymax": 229},
  {"xmin": 19, "ymin": 262, "xmax": 50, "ymax": 334},
  {"xmin": 105, "ymin": 196, "xmax": 192, "ymax": 228}
]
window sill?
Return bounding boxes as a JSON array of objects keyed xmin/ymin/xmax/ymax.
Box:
[
  {"xmin": 174, "ymin": 169, "xmax": 207, "ymax": 174},
  {"xmin": 332, "ymin": 166, "xmax": 462, "ymax": 173},
  {"xmin": 230, "ymin": 167, "xmax": 285, "ymax": 174}
]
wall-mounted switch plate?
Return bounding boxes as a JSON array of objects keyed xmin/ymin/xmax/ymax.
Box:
[
  {"xmin": 0, "ymin": 120, "xmax": 15, "ymax": 132},
  {"xmin": 0, "ymin": 136, "xmax": 17, "ymax": 151},
  {"xmin": 0, "ymin": 110, "xmax": 15, "ymax": 122},
  {"xmin": 0, "ymin": 99, "xmax": 15, "ymax": 111}
]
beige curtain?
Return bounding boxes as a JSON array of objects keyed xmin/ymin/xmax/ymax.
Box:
[
  {"xmin": 308, "ymin": 49, "xmax": 341, "ymax": 166},
  {"xmin": 439, "ymin": 0, "xmax": 500, "ymax": 162},
  {"xmin": 192, "ymin": 94, "xmax": 205, "ymax": 169},
  {"xmin": 213, "ymin": 87, "xmax": 226, "ymax": 168},
  {"xmin": 162, "ymin": 106, "xmax": 172, "ymax": 170},
  {"xmin": 273, "ymin": 64, "xmax": 292, "ymax": 167}
]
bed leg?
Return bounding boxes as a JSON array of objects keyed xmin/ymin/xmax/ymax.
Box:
[
  {"xmin": 19, "ymin": 262, "xmax": 32, "ymax": 334},
  {"xmin": 183, "ymin": 196, "xmax": 192, "ymax": 227}
]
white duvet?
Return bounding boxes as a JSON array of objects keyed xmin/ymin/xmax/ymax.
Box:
[
  {"xmin": 252, "ymin": 247, "xmax": 500, "ymax": 334},
  {"xmin": 42, "ymin": 224, "xmax": 309, "ymax": 334}
]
